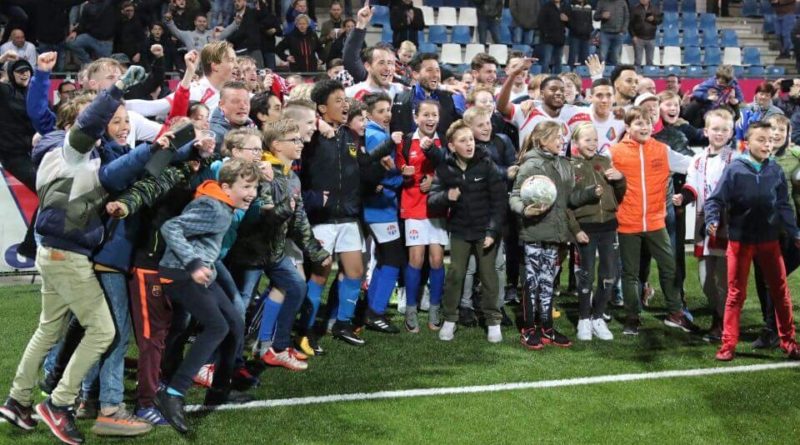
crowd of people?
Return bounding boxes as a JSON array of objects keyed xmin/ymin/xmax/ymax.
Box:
[{"xmin": 0, "ymin": 1, "xmax": 799, "ymax": 445}]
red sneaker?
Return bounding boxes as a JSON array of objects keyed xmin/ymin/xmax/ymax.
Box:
[
  {"xmin": 262, "ymin": 348, "xmax": 308, "ymax": 371},
  {"xmin": 192, "ymin": 364, "xmax": 215, "ymax": 388},
  {"xmin": 715, "ymin": 346, "xmax": 735, "ymax": 361},
  {"xmin": 287, "ymin": 347, "xmax": 308, "ymax": 361}
]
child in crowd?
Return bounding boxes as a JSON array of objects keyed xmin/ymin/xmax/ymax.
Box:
[
  {"xmin": 705, "ymin": 121, "xmax": 800, "ymax": 361},
  {"xmin": 429, "ymin": 120, "xmax": 507, "ymax": 342},
  {"xmin": 570, "ymin": 122, "xmax": 626, "ymax": 341},
  {"xmin": 396, "ymin": 99, "xmax": 447, "ymax": 333},
  {"xmin": 673, "ymin": 109, "xmax": 736, "ymax": 343},
  {"xmin": 510, "ymin": 120, "xmax": 599, "ymax": 350},
  {"xmin": 156, "ymin": 159, "xmax": 260, "ymax": 434}
]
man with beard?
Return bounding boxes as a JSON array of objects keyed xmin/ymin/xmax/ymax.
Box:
[
  {"xmin": 611, "ymin": 65, "xmax": 639, "ymax": 107},
  {"xmin": 470, "ymin": 53, "xmax": 499, "ymax": 89},
  {"xmin": 345, "ymin": 46, "xmax": 405, "ymax": 100}
]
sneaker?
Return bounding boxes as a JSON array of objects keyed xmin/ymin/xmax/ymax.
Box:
[
  {"xmin": 622, "ymin": 318, "xmax": 640, "ymax": 336},
  {"xmin": 420, "ymin": 286, "xmax": 431, "ymax": 311},
  {"xmin": 664, "ymin": 311, "xmax": 698, "ymax": 333},
  {"xmin": 331, "ymin": 321, "xmax": 366, "ymax": 346},
  {"xmin": 427, "ymin": 304, "xmax": 442, "ymax": 331},
  {"xmin": 135, "ymin": 406, "xmax": 169, "ymax": 426},
  {"xmin": 520, "ymin": 327, "xmax": 544, "ymax": 350},
  {"xmin": 298, "ymin": 335, "xmax": 324, "ymax": 356},
  {"xmin": 576, "ymin": 319, "xmax": 592, "ymax": 341},
  {"xmin": 487, "ymin": 325, "xmax": 502, "ymax": 343},
  {"xmin": 154, "ymin": 389, "xmax": 187, "ymax": 434},
  {"xmin": 591, "ymin": 318, "xmax": 614, "ymax": 341},
  {"xmin": 262, "ymin": 347, "xmax": 309, "ymax": 371},
  {"xmin": 192, "ymin": 364, "xmax": 215, "ymax": 388},
  {"xmin": 458, "ymin": 307, "xmax": 477, "ymax": 327},
  {"xmin": 0, "ymin": 397, "xmax": 37, "ymax": 431},
  {"xmin": 204, "ymin": 388, "xmax": 255, "ymax": 406},
  {"xmin": 75, "ymin": 398, "xmax": 98, "ymax": 420},
  {"xmin": 641, "ymin": 282, "xmax": 655, "ymax": 307},
  {"xmin": 395, "ymin": 287, "xmax": 406, "ymax": 313},
  {"xmin": 405, "ymin": 308, "xmax": 420, "ymax": 333},
  {"xmin": 91, "ymin": 404, "xmax": 152, "ymax": 437},
  {"xmin": 232, "ymin": 366, "xmax": 260, "ymax": 390},
  {"xmin": 365, "ymin": 310, "xmax": 400, "ymax": 334},
  {"xmin": 251, "ymin": 340, "xmax": 272, "ymax": 359},
  {"xmin": 716, "ymin": 345, "xmax": 735, "ymax": 361},
  {"xmin": 287, "ymin": 347, "xmax": 309, "ymax": 361},
  {"xmin": 752, "ymin": 328, "xmax": 779, "ymax": 349},
  {"xmin": 504, "ymin": 287, "xmax": 519, "ymax": 304},
  {"xmin": 702, "ymin": 318, "xmax": 723, "ymax": 343},
  {"xmin": 541, "ymin": 327, "xmax": 572, "ymax": 347},
  {"xmin": 439, "ymin": 321, "xmax": 456, "ymax": 341},
  {"xmin": 602, "ymin": 312, "xmax": 613, "ymax": 323},
  {"xmin": 36, "ymin": 397, "xmax": 84, "ymax": 445}
]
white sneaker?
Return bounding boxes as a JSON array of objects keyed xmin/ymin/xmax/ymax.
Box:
[
  {"xmin": 420, "ymin": 286, "xmax": 431, "ymax": 311},
  {"xmin": 591, "ymin": 318, "xmax": 614, "ymax": 340},
  {"xmin": 487, "ymin": 325, "xmax": 502, "ymax": 343},
  {"xmin": 396, "ymin": 287, "xmax": 406, "ymax": 313},
  {"xmin": 439, "ymin": 321, "xmax": 456, "ymax": 341},
  {"xmin": 577, "ymin": 318, "xmax": 592, "ymax": 341}
]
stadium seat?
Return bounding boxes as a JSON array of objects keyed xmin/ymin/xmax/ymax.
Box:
[
  {"xmin": 457, "ymin": 7, "xmax": 478, "ymax": 27},
  {"xmin": 663, "ymin": 12, "xmax": 679, "ymax": 29},
  {"xmin": 743, "ymin": 47, "xmax": 761, "ymax": 65},
  {"xmin": 742, "ymin": 0, "xmax": 760, "ymax": 16},
  {"xmin": 372, "ymin": 5, "xmax": 390, "ymax": 26},
  {"xmin": 419, "ymin": 42, "xmax": 438, "ymax": 54},
  {"xmin": 662, "ymin": 0, "xmax": 678, "ymax": 12},
  {"xmin": 682, "ymin": 30, "xmax": 699, "ymax": 47},
  {"xmin": 664, "ymin": 27, "xmax": 680, "ymax": 40},
  {"xmin": 746, "ymin": 66, "xmax": 766, "ymax": 76},
  {"xmin": 682, "ymin": 0, "xmax": 696, "ymax": 12},
  {"xmin": 426, "ymin": 0, "xmax": 443, "ymax": 6},
  {"xmin": 763, "ymin": 14, "xmax": 776, "ymax": 33},
  {"xmin": 733, "ymin": 65, "xmax": 745, "ymax": 77},
  {"xmin": 686, "ymin": 65, "xmax": 706, "ymax": 78},
  {"xmin": 576, "ymin": 65, "xmax": 591, "ymax": 77},
  {"xmin": 700, "ymin": 13, "xmax": 716, "ymax": 29},
  {"xmin": 451, "ymin": 26, "xmax": 473, "ymax": 44},
  {"xmin": 701, "ymin": 31, "xmax": 718, "ymax": 47},
  {"xmin": 643, "ymin": 65, "xmax": 662, "ymax": 76},
  {"xmin": 722, "ymin": 47, "xmax": 742, "ymax": 65},
  {"xmin": 603, "ymin": 65, "xmax": 616, "ymax": 77},
  {"xmin": 440, "ymin": 43, "xmax": 463, "ymax": 65},
  {"xmin": 512, "ymin": 44, "xmax": 533, "ymax": 56},
  {"xmin": 620, "ymin": 45, "xmax": 634, "ymax": 65},
  {"xmin": 427, "ymin": 25, "xmax": 448, "ymax": 45},
  {"xmin": 437, "ymin": 7, "xmax": 459, "ymax": 27},
  {"xmin": 662, "ymin": 46, "xmax": 682, "ymax": 66},
  {"xmin": 681, "ymin": 14, "xmax": 697, "ymax": 30},
  {"xmin": 683, "ymin": 46, "xmax": 701, "ymax": 65},
  {"xmin": 530, "ymin": 64, "xmax": 543, "ymax": 74},
  {"xmin": 488, "ymin": 44, "xmax": 509, "ymax": 65},
  {"xmin": 381, "ymin": 27, "xmax": 393, "ymax": 43},
  {"xmin": 664, "ymin": 65, "xmax": 682, "ymax": 75},
  {"xmin": 663, "ymin": 33, "xmax": 680, "ymax": 47},
  {"xmin": 464, "ymin": 43, "xmax": 485, "ymax": 63},
  {"xmin": 652, "ymin": 46, "xmax": 661, "ymax": 65},
  {"xmin": 421, "ymin": 6, "xmax": 435, "ymax": 26},
  {"xmin": 720, "ymin": 30, "xmax": 738, "ymax": 48},
  {"xmin": 704, "ymin": 46, "xmax": 722, "ymax": 65},
  {"xmin": 767, "ymin": 65, "xmax": 786, "ymax": 76}
]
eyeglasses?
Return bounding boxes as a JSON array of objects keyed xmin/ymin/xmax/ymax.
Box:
[
  {"xmin": 240, "ymin": 147, "xmax": 263, "ymax": 153},
  {"xmin": 279, "ymin": 138, "xmax": 304, "ymax": 145}
]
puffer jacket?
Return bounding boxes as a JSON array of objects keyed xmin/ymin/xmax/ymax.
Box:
[
  {"xmin": 509, "ymin": 148, "xmax": 598, "ymax": 243},
  {"xmin": 609, "ymin": 136, "xmax": 672, "ymax": 234},
  {"xmin": 428, "ymin": 147, "xmax": 507, "ymax": 241},
  {"xmin": 228, "ymin": 153, "xmax": 328, "ymax": 268},
  {"xmin": 0, "ymin": 59, "xmax": 35, "ymax": 157},
  {"xmin": 571, "ymin": 154, "xmax": 627, "ymax": 232}
]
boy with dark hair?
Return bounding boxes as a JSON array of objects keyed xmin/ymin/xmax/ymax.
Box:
[
  {"xmin": 155, "ymin": 159, "xmax": 260, "ymax": 434},
  {"xmin": 705, "ymin": 121, "xmax": 800, "ymax": 361}
]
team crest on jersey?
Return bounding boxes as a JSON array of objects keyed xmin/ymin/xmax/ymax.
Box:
[
  {"xmin": 348, "ymin": 143, "xmax": 357, "ymax": 158},
  {"xmin": 409, "ymin": 229, "xmax": 419, "ymax": 240},
  {"xmin": 387, "ymin": 224, "xmax": 398, "ymax": 236},
  {"xmin": 607, "ymin": 127, "xmax": 617, "ymax": 142},
  {"xmin": 152, "ymin": 285, "xmax": 162, "ymax": 297}
]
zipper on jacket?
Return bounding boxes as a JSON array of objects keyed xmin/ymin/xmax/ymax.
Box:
[{"xmin": 639, "ymin": 143, "xmax": 647, "ymax": 231}]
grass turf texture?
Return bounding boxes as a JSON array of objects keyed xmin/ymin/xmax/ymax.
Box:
[{"xmin": 1, "ymin": 257, "xmax": 799, "ymax": 443}]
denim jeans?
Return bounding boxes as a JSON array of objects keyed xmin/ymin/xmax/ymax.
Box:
[
  {"xmin": 776, "ymin": 13, "xmax": 797, "ymax": 53},
  {"xmin": 215, "ymin": 260, "xmax": 245, "ymax": 318},
  {"xmin": 567, "ymin": 36, "xmax": 591, "ymax": 67},
  {"xmin": 66, "ymin": 33, "xmax": 113, "ymax": 65},
  {"xmin": 81, "ymin": 272, "xmax": 130, "ymax": 408},
  {"xmin": 265, "ymin": 256, "xmax": 307, "ymax": 350},
  {"xmin": 211, "ymin": 0, "xmax": 235, "ymax": 27},
  {"xmin": 632, "ymin": 37, "xmax": 655, "ymax": 66},
  {"xmin": 478, "ymin": 16, "xmax": 502, "ymax": 44},
  {"xmin": 38, "ymin": 42, "xmax": 66, "ymax": 72},
  {"xmin": 539, "ymin": 43, "xmax": 564, "ymax": 74},
  {"xmin": 599, "ymin": 31, "xmax": 624, "ymax": 65},
  {"xmin": 513, "ymin": 23, "xmax": 536, "ymax": 46},
  {"xmin": 576, "ymin": 230, "xmax": 619, "ymax": 319}
]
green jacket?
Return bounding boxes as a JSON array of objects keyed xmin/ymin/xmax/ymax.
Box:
[
  {"xmin": 227, "ymin": 155, "xmax": 329, "ymax": 268},
  {"xmin": 775, "ymin": 144, "xmax": 800, "ymax": 216},
  {"xmin": 509, "ymin": 148, "xmax": 598, "ymax": 243},
  {"xmin": 570, "ymin": 154, "xmax": 627, "ymax": 227}
]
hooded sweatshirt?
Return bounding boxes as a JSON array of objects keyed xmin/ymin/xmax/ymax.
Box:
[{"xmin": 0, "ymin": 59, "xmax": 35, "ymax": 157}]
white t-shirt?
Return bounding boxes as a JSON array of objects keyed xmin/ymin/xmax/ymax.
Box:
[
  {"xmin": 590, "ymin": 106, "xmax": 625, "ymax": 157},
  {"xmin": 504, "ymin": 103, "xmax": 591, "ymax": 154},
  {"xmin": 125, "ymin": 77, "xmax": 221, "ymax": 120},
  {"xmin": 345, "ymin": 81, "xmax": 405, "ymax": 100}
]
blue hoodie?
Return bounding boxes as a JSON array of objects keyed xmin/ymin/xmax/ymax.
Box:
[
  {"xmin": 705, "ymin": 155, "xmax": 800, "ymax": 244},
  {"xmin": 363, "ymin": 120, "xmax": 402, "ymax": 224}
]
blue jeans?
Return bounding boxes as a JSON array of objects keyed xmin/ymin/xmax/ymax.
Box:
[
  {"xmin": 215, "ymin": 260, "xmax": 245, "ymax": 318},
  {"xmin": 211, "ymin": 0, "xmax": 234, "ymax": 27},
  {"xmin": 599, "ymin": 31, "xmax": 624, "ymax": 65},
  {"xmin": 512, "ymin": 23, "xmax": 536, "ymax": 46},
  {"xmin": 66, "ymin": 34, "xmax": 112, "ymax": 65},
  {"xmin": 539, "ymin": 43, "xmax": 564, "ymax": 74},
  {"xmin": 38, "ymin": 43, "xmax": 66, "ymax": 72},
  {"xmin": 82, "ymin": 272, "xmax": 130, "ymax": 408},
  {"xmin": 568, "ymin": 36, "xmax": 591, "ymax": 67},
  {"xmin": 478, "ymin": 16, "xmax": 502, "ymax": 44},
  {"xmin": 776, "ymin": 13, "xmax": 797, "ymax": 53}
]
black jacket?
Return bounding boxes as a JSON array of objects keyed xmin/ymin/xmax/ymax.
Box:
[
  {"xmin": 629, "ymin": 3, "xmax": 662, "ymax": 40},
  {"xmin": 114, "ymin": 13, "xmax": 148, "ymax": 59},
  {"xmin": 275, "ymin": 28, "xmax": 321, "ymax": 72},
  {"xmin": 140, "ymin": 35, "xmax": 177, "ymax": 72},
  {"xmin": 0, "ymin": 59, "xmax": 35, "ymax": 157},
  {"xmin": 229, "ymin": 6, "xmax": 265, "ymax": 53},
  {"xmin": 76, "ymin": 0, "xmax": 122, "ymax": 41},
  {"xmin": 568, "ymin": 3, "xmax": 595, "ymax": 40},
  {"xmin": 390, "ymin": 87, "xmax": 461, "ymax": 146},
  {"xmin": 428, "ymin": 148, "xmax": 507, "ymax": 241},
  {"xmin": 259, "ymin": 6, "xmax": 282, "ymax": 52},
  {"xmin": 30, "ymin": 0, "xmax": 85, "ymax": 45},
  {"xmin": 390, "ymin": 3, "xmax": 424, "ymax": 48},
  {"xmin": 538, "ymin": 1, "xmax": 568, "ymax": 46}
]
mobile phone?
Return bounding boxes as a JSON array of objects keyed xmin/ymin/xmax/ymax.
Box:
[{"xmin": 169, "ymin": 121, "xmax": 196, "ymax": 151}]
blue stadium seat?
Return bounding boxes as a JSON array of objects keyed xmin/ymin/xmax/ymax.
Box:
[
  {"xmin": 686, "ymin": 65, "xmax": 706, "ymax": 78},
  {"xmin": 706, "ymin": 65, "xmax": 718, "ymax": 75},
  {"xmin": 746, "ymin": 66, "xmax": 766, "ymax": 76},
  {"xmin": 664, "ymin": 65, "xmax": 682, "ymax": 75},
  {"xmin": 530, "ymin": 64, "xmax": 543, "ymax": 74},
  {"xmin": 704, "ymin": 46, "xmax": 722, "ymax": 65},
  {"xmin": 662, "ymin": 0, "xmax": 678, "ymax": 12},
  {"xmin": 763, "ymin": 14, "xmax": 776, "ymax": 33},
  {"xmin": 381, "ymin": 27, "xmax": 393, "ymax": 43},
  {"xmin": 451, "ymin": 26, "xmax": 472, "ymax": 44},
  {"xmin": 427, "ymin": 25, "xmax": 448, "ymax": 45},
  {"xmin": 701, "ymin": 31, "xmax": 718, "ymax": 47},
  {"xmin": 512, "ymin": 44, "xmax": 533, "ymax": 56},
  {"xmin": 684, "ymin": 46, "xmax": 702, "ymax": 65},
  {"xmin": 663, "ymin": 12, "xmax": 679, "ymax": 28},
  {"xmin": 576, "ymin": 65, "xmax": 591, "ymax": 77},
  {"xmin": 682, "ymin": 30, "xmax": 699, "ymax": 47},
  {"xmin": 643, "ymin": 65, "xmax": 662, "ymax": 76},
  {"xmin": 427, "ymin": 0, "xmax": 444, "ymax": 7},
  {"xmin": 767, "ymin": 65, "xmax": 786, "ymax": 76},
  {"xmin": 419, "ymin": 42, "xmax": 437, "ymax": 54},
  {"xmin": 743, "ymin": 47, "xmax": 761, "ymax": 65},
  {"xmin": 603, "ymin": 65, "xmax": 616, "ymax": 77},
  {"xmin": 682, "ymin": 0, "xmax": 696, "ymax": 12},
  {"xmin": 742, "ymin": 0, "xmax": 760, "ymax": 17},
  {"xmin": 372, "ymin": 5, "xmax": 390, "ymax": 27},
  {"xmin": 733, "ymin": 65, "xmax": 746, "ymax": 77},
  {"xmin": 699, "ymin": 13, "xmax": 716, "ymax": 29},
  {"xmin": 720, "ymin": 29, "xmax": 738, "ymax": 47},
  {"xmin": 663, "ymin": 27, "xmax": 680, "ymax": 45},
  {"xmin": 681, "ymin": 14, "xmax": 697, "ymax": 30}
]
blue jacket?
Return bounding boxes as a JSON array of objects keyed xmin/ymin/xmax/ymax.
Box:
[
  {"xmin": 692, "ymin": 76, "xmax": 744, "ymax": 105},
  {"xmin": 209, "ymin": 107, "xmax": 256, "ymax": 154},
  {"xmin": 363, "ymin": 120, "xmax": 402, "ymax": 224},
  {"xmin": 705, "ymin": 156, "xmax": 800, "ymax": 244},
  {"xmin": 26, "ymin": 68, "xmax": 57, "ymax": 136}
]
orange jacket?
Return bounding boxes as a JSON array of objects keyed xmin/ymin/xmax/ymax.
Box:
[{"xmin": 609, "ymin": 137, "xmax": 670, "ymax": 234}]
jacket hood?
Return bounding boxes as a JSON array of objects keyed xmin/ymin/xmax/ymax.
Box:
[
  {"xmin": 366, "ymin": 120, "xmax": 387, "ymax": 134},
  {"xmin": 7, "ymin": 59, "xmax": 33, "ymax": 89},
  {"xmin": 263, "ymin": 151, "xmax": 292, "ymax": 174},
  {"xmin": 195, "ymin": 179, "xmax": 235, "ymax": 207},
  {"xmin": 32, "ymin": 130, "xmax": 67, "ymax": 167},
  {"xmin": 521, "ymin": 146, "xmax": 556, "ymax": 162}
]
